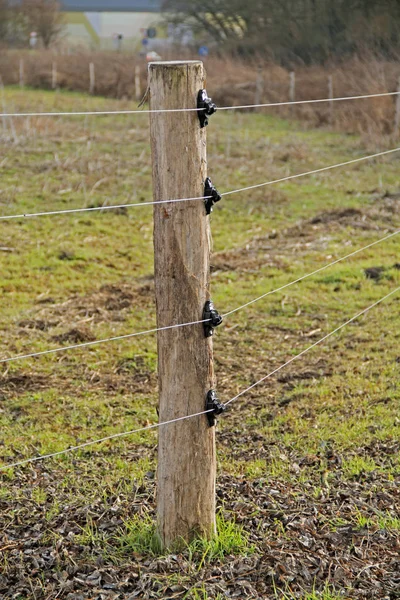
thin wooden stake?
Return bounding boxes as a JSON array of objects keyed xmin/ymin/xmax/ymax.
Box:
[
  {"xmin": 52, "ymin": 61, "xmax": 57, "ymax": 90},
  {"xmin": 395, "ymin": 76, "xmax": 400, "ymax": 134},
  {"xmin": 19, "ymin": 59, "xmax": 24, "ymax": 88},
  {"xmin": 134, "ymin": 64, "xmax": 141, "ymax": 102},
  {"xmin": 0, "ymin": 76, "xmax": 17, "ymax": 143},
  {"xmin": 89, "ymin": 62, "xmax": 95, "ymax": 95},
  {"xmin": 289, "ymin": 71, "xmax": 295, "ymax": 102},
  {"xmin": 149, "ymin": 60, "xmax": 216, "ymax": 549},
  {"xmin": 328, "ymin": 75, "xmax": 334, "ymax": 123},
  {"xmin": 254, "ymin": 66, "xmax": 264, "ymax": 108}
]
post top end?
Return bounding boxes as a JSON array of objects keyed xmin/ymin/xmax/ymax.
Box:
[{"xmin": 148, "ymin": 60, "xmax": 203, "ymax": 68}]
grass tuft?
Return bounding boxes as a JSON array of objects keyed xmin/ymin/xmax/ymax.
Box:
[
  {"xmin": 112, "ymin": 510, "xmax": 254, "ymax": 563},
  {"xmin": 276, "ymin": 582, "xmax": 346, "ymax": 599}
]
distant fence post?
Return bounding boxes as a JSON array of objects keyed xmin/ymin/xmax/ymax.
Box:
[
  {"xmin": 395, "ymin": 75, "xmax": 400, "ymax": 134},
  {"xmin": 254, "ymin": 66, "xmax": 264, "ymax": 107},
  {"xmin": 19, "ymin": 59, "xmax": 24, "ymax": 88},
  {"xmin": 328, "ymin": 75, "xmax": 334, "ymax": 123},
  {"xmin": 289, "ymin": 71, "xmax": 296, "ymax": 102},
  {"xmin": 52, "ymin": 61, "xmax": 57, "ymax": 90},
  {"xmin": 149, "ymin": 60, "xmax": 216, "ymax": 549},
  {"xmin": 134, "ymin": 64, "xmax": 141, "ymax": 102},
  {"xmin": 89, "ymin": 62, "xmax": 95, "ymax": 95}
]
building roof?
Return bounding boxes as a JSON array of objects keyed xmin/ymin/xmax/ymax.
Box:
[{"xmin": 61, "ymin": 0, "xmax": 162, "ymax": 12}]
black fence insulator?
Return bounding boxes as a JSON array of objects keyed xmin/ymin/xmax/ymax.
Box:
[
  {"xmin": 203, "ymin": 300, "xmax": 223, "ymax": 338},
  {"xmin": 197, "ymin": 89, "xmax": 217, "ymax": 128},
  {"xmin": 206, "ymin": 390, "xmax": 226, "ymax": 427},
  {"xmin": 204, "ymin": 177, "xmax": 221, "ymax": 215}
]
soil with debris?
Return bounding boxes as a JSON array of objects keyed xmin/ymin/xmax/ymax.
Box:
[{"xmin": 1, "ymin": 415, "xmax": 399, "ymax": 600}]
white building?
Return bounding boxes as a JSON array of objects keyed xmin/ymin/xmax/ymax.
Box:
[{"xmin": 60, "ymin": 1, "xmax": 163, "ymax": 49}]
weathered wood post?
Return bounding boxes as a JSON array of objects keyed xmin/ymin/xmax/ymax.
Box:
[
  {"xmin": 149, "ymin": 61, "xmax": 216, "ymax": 549},
  {"xmin": 89, "ymin": 62, "xmax": 95, "ymax": 95},
  {"xmin": 254, "ymin": 66, "xmax": 264, "ymax": 107},
  {"xmin": 395, "ymin": 75, "xmax": 400, "ymax": 134},
  {"xmin": 328, "ymin": 75, "xmax": 334, "ymax": 123},
  {"xmin": 289, "ymin": 71, "xmax": 296, "ymax": 102},
  {"xmin": 134, "ymin": 64, "xmax": 141, "ymax": 102},
  {"xmin": 52, "ymin": 61, "xmax": 57, "ymax": 90},
  {"xmin": 19, "ymin": 59, "xmax": 24, "ymax": 88}
]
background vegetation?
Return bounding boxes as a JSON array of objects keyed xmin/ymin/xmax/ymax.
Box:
[
  {"xmin": 0, "ymin": 0, "xmax": 63, "ymax": 48},
  {"xmin": 163, "ymin": 0, "xmax": 400, "ymax": 63}
]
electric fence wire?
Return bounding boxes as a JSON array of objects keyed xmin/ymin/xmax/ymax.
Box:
[
  {"xmin": 1, "ymin": 88, "xmax": 400, "ymax": 468},
  {"xmin": 1, "ymin": 146, "xmax": 399, "ymax": 222},
  {"xmin": 2, "ymin": 285, "xmax": 399, "ymax": 472},
  {"xmin": 0, "ymin": 318, "xmax": 208, "ymax": 364},
  {"xmin": 221, "ymin": 227, "xmax": 400, "ymax": 318},
  {"xmin": 1, "ymin": 91, "xmax": 400, "ymax": 118},
  {"xmin": 0, "ymin": 193, "xmax": 211, "ymax": 221},
  {"xmin": 1, "ymin": 227, "xmax": 399, "ymax": 366},
  {"xmin": 225, "ymin": 286, "xmax": 400, "ymax": 406}
]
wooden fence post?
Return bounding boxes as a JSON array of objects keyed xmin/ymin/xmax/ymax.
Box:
[
  {"xmin": 289, "ymin": 71, "xmax": 296, "ymax": 102},
  {"xmin": 52, "ymin": 61, "xmax": 57, "ymax": 90},
  {"xmin": 19, "ymin": 59, "xmax": 24, "ymax": 88},
  {"xmin": 328, "ymin": 75, "xmax": 334, "ymax": 123},
  {"xmin": 254, "ymin": 66, "xmax": 264, "ymax": 107},
  {"xmin": 89, "ymin": 62, "xmax": 95, "ymax": 95},
  {"xmin": 149, "ymin": 61, "xmax": 216, "ymax": 549},
  {"xmin": 134, "ymin": 64, "xmax": 141, "ymax": 102},
  {"xmin": 395, "ymin": 75, "xmax": 400, "ymax": 134}
]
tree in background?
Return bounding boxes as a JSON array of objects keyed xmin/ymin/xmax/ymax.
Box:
[
  {"xmin": 18, "ymin": 0, "xmax": 64, "ymax": 48},
  {"xmin": 0, "ymin": 0, "xmax": 11, "ymax": 42},
  {"xmin": 163, "ymin": 0, "xmax": 400, "ymax": 63}
]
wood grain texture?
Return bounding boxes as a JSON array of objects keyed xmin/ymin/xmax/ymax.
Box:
[
  {"xmin": 149, "ymin": 61, "xmax": 216, "ymax": 548},
  {"xmin": 395, "ymin": 76, "xmax": 400, "ymax": 133}
]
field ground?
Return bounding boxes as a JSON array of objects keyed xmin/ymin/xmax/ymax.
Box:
[{"xmin": 0, "ymin": 88, "xmax": 399, "ymax": 599}]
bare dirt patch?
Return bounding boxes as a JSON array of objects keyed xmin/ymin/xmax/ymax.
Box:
[
  {"xmin": 0, "ymin": 372, "xmax": 50, "ymax": 398},
  {"xmin": 35, "ymin": 282, "xmax": 154, "ymax": 330},
  {"xmin": 310, "ymin": 207, "xmax": 363, "ymax": 224}
]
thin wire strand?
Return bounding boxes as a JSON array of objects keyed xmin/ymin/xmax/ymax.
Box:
[
  {"xmin": 0, "ymin": 318, "xmax": 208, "ymax": 364},
  {"xmin": 2, "ymin": 285, "xmax": 398, "ymax": 471},
  {"xmin": 1, "ymin": 227, "xmax": 399, "ymax": 365},
  {"xmin": 1, "ymin": 91, "xmax": 399, "ymax": 118},
  {"xmin": 0, "ymin": 408, "xmax": 214, "ymax": 471},
  {"xmin": 225, "ymin": 285, "xmax": 400, "ymax": 406},
  {"xmin": 221, "ymin": 147, "xmax": 400, "ymax": 198},
  {"xmin": 1, "ymin": 147, "xmax": 399, "ymax": 222},
  {"xmin": 223, "ymin": 228, "xmax": 400, "ymax": 317},
  {"xmin": 0, "ymin": 194, "xmax": 211, "ymax": 221},
  {"xmin": 0, "ymin": 107, "xmax": 202, "ymax": 118},
  {"xmin": 217, "ymin": 91, "xmax": 400, "ymax": 111}
]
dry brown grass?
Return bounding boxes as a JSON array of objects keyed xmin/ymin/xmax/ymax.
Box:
[
  {"xmin": 206, "ymin": 55, "xmax": 400, "ymax": 138},
  {"xmin": 0, "ymin": 49, "xmax": 143, "ymax": 98},
  {"xmin": 0, "ymin": 49, "xmax": 399, "ymax": 137}
]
